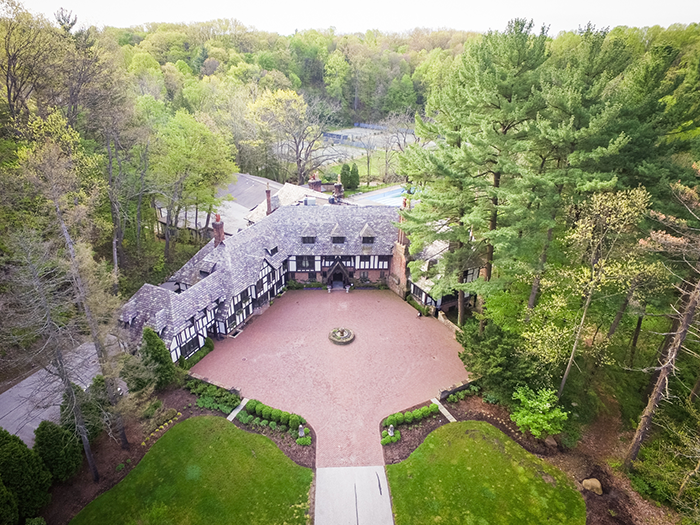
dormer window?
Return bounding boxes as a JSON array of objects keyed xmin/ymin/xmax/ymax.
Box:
[
  {"xmin": 267, "ymin": 246, "xmax": 278, "ymax": 256},
  {"xmin": 332, "ymin": 236, "xmax": 345, "ymax": 244},
  {"xmin": 362, "ymin": 236, "xmax": 374, "ymax": 244},
  {"xmin": 302, "ymin": 236, "xmax": 316, "ymax": 244}
]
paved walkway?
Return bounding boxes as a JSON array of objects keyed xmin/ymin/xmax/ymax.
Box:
[
  {"xmin": 192, "ymin": 289, "xmax": 468, "ymax": 468},
  {"xmin": 315, "ymin": 466, "xmax": 394, "ymax": 525}
]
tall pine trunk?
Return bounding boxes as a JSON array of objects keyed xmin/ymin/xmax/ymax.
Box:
[
  {"xmin": 629, "ymin": 313, "xmax": 644, "ymax": 368},
  {"xmin": 625, "ymin": 276, "xmax": 700, "ymax": 469},
  {"xmin": 608, "ymin": 279, "xmax": 638, "ymax": 339},
  {"xmin": 527, "ymin": 226, "xmax": 553, "ymax": 317},
  {"xmin": 136, "ymin": 141, "xmax": 149, "ymax": 250},
  {"xmin": 51, "ymin": 193, "xmax": 130, "ymax": 450}
]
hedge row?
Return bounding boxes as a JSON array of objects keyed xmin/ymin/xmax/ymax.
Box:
[
  {"xmin": 238, "ymin": 400, "xmax": 311, "ymax": 446},
  {"xmin": 383, "ymin": 403, "xmax": 440, "ymax": 428}
]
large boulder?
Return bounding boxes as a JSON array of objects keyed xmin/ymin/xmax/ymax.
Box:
[{"xmin": 582, "ymin": 478, "xmax": 603, "ymax": 495}]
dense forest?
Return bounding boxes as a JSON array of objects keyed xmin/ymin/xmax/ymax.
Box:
[{"xmin": 1, "ymin": 0, "xmax": 700, "ymax": 521}]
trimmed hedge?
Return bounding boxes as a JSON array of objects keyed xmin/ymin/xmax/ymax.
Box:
[
  {"xmin": 0, "ymin": 428, "xmax": 51, "ymax": 521},
  {"xmin": 33, "ymin": 421, "xmax": 82, "ymax": 483}
]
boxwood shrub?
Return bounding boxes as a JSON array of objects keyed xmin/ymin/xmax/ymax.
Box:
[
  {"xmin": 395, "ymin": 412, "xmax": 405, "ymax": 425},
  {"xmin": 271, "ymin": 409, "xmax": 281, "ymax": 422},
  {"xmin": 404, "ymin": 411, "xmax": 414, "ymax": 424},
  {"xmin": 261, "ymin": 406, "xmax": 272, "ymax": 421},
  {"xmin": 289, "ymin": 414, "xmax": 300, "ymax": 431},
  {"xmin": 296, "ymin": 436, "xmax": 311, "ymax": 446},
  {"xmin": 255, "ymin": 403, "xmax": 265, "ymax": 417},
  {"xmin": 412, "ymin": 409, "xmax": 423, "ymax": 422},
  {"xmin": 430, "ymin": 403, "xmax": 440, "ymax": 415},
  {"xmin": 280, "ymin": 411, "xmax": 290, "ymax": 425},
  {"xmin": 246, "ymin": 399, "xmax": 259, "ymax": 413}
]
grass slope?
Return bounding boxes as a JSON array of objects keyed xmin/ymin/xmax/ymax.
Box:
[
  {"xmin": 387, "ymin": 421, "xmax": 585, "ymax": 525},
  {"xmin": 70, "ymin": 416, "xmax": 312, "ymax": 525}
]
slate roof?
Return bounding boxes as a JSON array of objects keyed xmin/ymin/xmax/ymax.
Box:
[
  {"xmin": 121, "ymin": 205, "xmax": 399, "ymax": 348},
  {"xmin": 245, "ymin": 183, "xmax": 331, "ymax": 224}
]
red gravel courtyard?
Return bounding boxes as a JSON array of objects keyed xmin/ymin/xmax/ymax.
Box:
[{"xmin": 191, "ymin": 289, "xmax": 468, "ymax": 468}]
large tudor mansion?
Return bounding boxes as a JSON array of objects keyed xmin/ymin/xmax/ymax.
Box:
[{"xmin": 120, "ymin": 196, "xmax": 478, "ymax": 363}]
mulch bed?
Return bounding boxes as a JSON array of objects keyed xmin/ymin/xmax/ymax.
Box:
[
  {"xmin": 382, "ymin": 401, "xmax": 450, "ymax": 464},
  {"xmin": 40, "ymin": 387, "xmax": 213, "ymax": 525},
  {"xmin": 381, "ymin": 395, "xmax": 643, "ymax": 525},
  {"xmin": 382, "ymin": 397, "xmax": 551, "ymax": 465},
  {"xmin": 229, "ymin": 418, "xmax": 316, "ymax": 469}
]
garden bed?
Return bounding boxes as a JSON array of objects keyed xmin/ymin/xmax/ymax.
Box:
[
  {"xmin": 382, "ymin": 401, "xmax": 450, "ymax": 464},
  {"xmin": 230, "ymin": 418, "xmax": 316, "ymax": 469}
]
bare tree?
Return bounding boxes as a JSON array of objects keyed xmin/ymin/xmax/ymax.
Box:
[
  {"xmin": 357, "ymin": 132, "xmax": 376, "ymax": 187},
  {"xmin": 250, "ymin": 89, "xmax": 342, "ymax": 185},
  {"xmin": 1, "ymin": 231, "xmax": 100, "ymax": 481},
  {"xmin": 21, "ymin": 129, "xmax": 129, "ymax": 450},
  {"xmin": 625, "ymin": 183, "xmax": 700, "ymax": 468}
]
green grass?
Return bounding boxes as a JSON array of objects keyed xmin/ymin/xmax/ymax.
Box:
[
  {"xmin": 386, "ymin": 421, "xmax": 586, "ymax": 525},
  {"xmin": 70, "ymin": 416, "xmax": 312, "ymax": 525}
]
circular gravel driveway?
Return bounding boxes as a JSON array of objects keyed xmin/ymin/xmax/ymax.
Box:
[{"xmin": 191, "ymin": 289, "xmax": 468, "ymax": 468}]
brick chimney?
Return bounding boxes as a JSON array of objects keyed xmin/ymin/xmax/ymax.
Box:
[
  {"xmin": 397, "ymin": 197, "xmax": 408, "ymax": 246},
  {"xmin": 334, "ymin": 173, "xmax": 344, "ymax": 200},
  {"xmin": 266, "ymin": 182, "xmax": 272, "ymax": 216},
  {"xmin": 212, "ymin": 213, "xmax": 225, "ymax": 247}
]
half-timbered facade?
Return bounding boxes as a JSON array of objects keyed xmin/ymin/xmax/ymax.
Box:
[{"xmin": 120, "ymin": 205, "xmax": 399, "ymax": 362}]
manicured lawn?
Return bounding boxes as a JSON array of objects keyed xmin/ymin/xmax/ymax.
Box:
[
  {"xmin": 386, "ymin": 421, "xmax": 586, "ymax": 525},
  {"xmin": 70, "ymin": 416, "xmax": 313, "ymax": 525}
]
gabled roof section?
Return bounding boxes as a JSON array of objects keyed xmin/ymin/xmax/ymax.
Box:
[
  {"xmin": 245, "ymin": 183, "xmax": 331, "ymax": 224},
  {"xmin": 359, "ymin": 223, "xmax": 376, "ymax": 238},
  {"xmin": 330, "ymin": 223, "xmax": 344, "ymax": 237}
]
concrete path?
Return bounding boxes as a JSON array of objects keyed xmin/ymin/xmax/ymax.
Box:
[
  {"xmin": 315, "ymin": 466, "xmax": 394, "ymax": 525},
  {"xmin": 431, "ymin": 397, "xmax": 456, "ymax": 423},
  {"xmin": 227, "ymin": 397, "xmax": 249, "ymax": 421}
]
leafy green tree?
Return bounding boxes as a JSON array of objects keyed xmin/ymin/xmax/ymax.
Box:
[
  {"xmin": 141, "ymin": 328, "xmax": 177, "ymax": 390},
  {"xmin": 151, "ymin": 110, "xmax": 236, "ymax": 260},
  {"xmin": 0, "ymin": 474, "xmax": 18, "ymax": 525},
  {"xmin": 383, "ymin": 74, "xmax": 417, "ymax": 113},
  {"xmin": 60, "ymin": 383, "xmax": 104, "ymax": 443},
  {"xmin": 457, "ymin": 320, "xmax": 550, "ymax": 398},
  {"xmin": 0, "ymin": 428, "xmax": 51, "ymax": 521},
  {"xmin": 510, "ymin": 387, "xmax": 569, "ymax": 438},
  {"xmin": 33, "ymin": 421, "xmax": 82, "ymax": 483},
  {"xmin": 401, "ymin": 19, "xmax": 549, "ymax": 324},
  {"xmin": 557, "ymin": 188, "xmax": 650, "ymax": 398}
]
